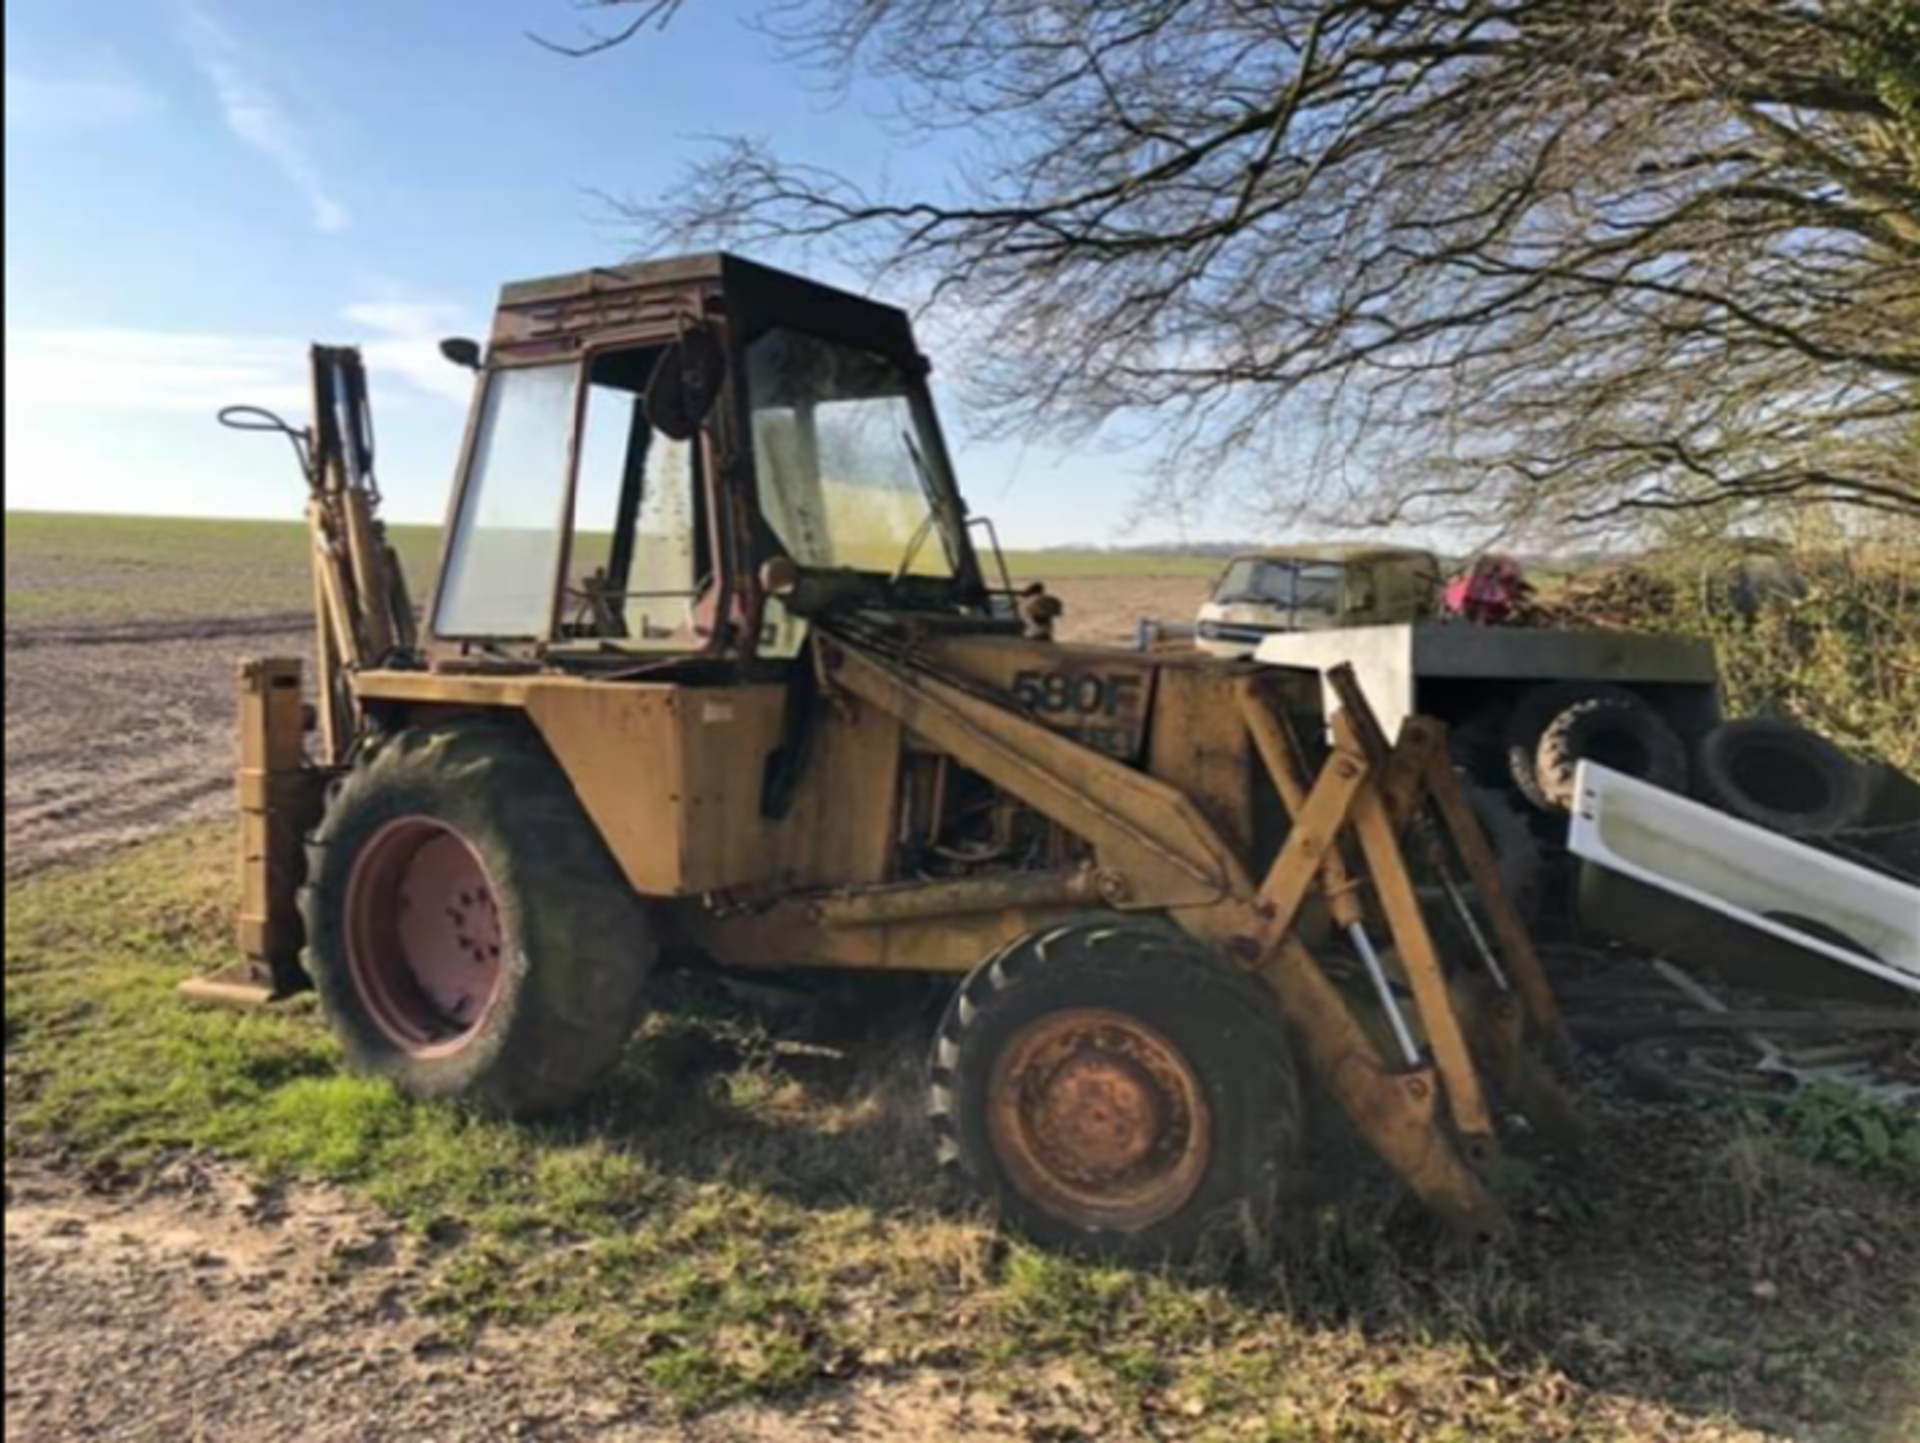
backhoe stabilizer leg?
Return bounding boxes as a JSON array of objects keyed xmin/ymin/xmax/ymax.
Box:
[
  {"xmin": 1454, "ymin": 980, "xmax": 1588, "ymax": 1155},
  {"xmin": 192, "ymin": 657, "xmax": 325, "ymax": 1009}
]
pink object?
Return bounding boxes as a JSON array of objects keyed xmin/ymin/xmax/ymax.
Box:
[
  {"xmin": 346, "ymin": 817, "xmax": 509, "ymax": 1055},
  {"xmin": 1445, "ymin": 557, "xmax": 1530, "ymax": 625}
]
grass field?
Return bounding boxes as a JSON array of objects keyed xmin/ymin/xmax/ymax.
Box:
[
  {"xmin": 7, "ymin": 828, "xmax": 1918, "ymax": 1438},
  {"xmin": 6, "ymin": 508, "xmax": 1917, "ymax": 1439},
  {"xmin": 3, "ymin": 511, "xmax": 1221, "ymax": 627}
]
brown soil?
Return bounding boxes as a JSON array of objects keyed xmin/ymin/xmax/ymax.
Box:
[
  {"xmin": 0, "ymin": 578, "xmax": 1208, "ymax": 881},
  {"xmin": 4, "ymin": 616, "xmax": 314, "ymax": 880},
  {"xmin": 3, "ymin": 1157, "xmax": 1070, "ymax": 1442},
  {"xmin": 1047, "ymin": 576, "xmax": 1209, "ymax": 648}
]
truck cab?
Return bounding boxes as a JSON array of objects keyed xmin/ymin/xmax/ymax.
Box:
[{"xmin": 1194, "ymin": 544, "xmax": 1440, "ymax": 659}]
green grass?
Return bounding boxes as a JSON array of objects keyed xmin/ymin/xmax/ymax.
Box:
[
  {"xmin": 1, "ymin": 513, "xmax": 443, "ymax": 626},
  {"xmin": 2, "ymin": 510, "xmax": 1219, "ymax": 629},
  {"xmin": 8, "ymin": 828, "xmax": 1919, "ymax": 1435}
]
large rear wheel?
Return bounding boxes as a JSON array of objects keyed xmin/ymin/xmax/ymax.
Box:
[
  {"xmin": 301, "ymin": 718, "xmax": 655, "ymax": 1116},
  {"xmin": 930, "ymin": 919, "xmax": 1302, "ymax": 1262}
]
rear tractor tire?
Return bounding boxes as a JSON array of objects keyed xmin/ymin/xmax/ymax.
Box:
[
  {"xmin": 301, "ymin": 718, "xmax": 655, "ymax": 1117},
  {"xmin": 929, "ymin": 919, "xmax": 1303, "ymax": 1263}
]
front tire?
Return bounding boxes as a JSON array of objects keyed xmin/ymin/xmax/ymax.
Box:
[
  {"xmin": 301, "ymin": 718, "xmax": 654, "ymax": 1116},
  {"xmin": 929, "ymin": 919, "xmax": 1302, "ymax": 1263}
]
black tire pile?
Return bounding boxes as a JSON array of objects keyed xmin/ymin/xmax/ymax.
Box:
[{"xmin": 1497, "ymin": 687, "xmax": 1911, "ymax": 881}]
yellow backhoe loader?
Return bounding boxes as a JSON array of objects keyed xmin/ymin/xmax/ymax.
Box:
[{"xmin": 205, "ymin": 254, "xmax": 1578, "ymax": 1259}]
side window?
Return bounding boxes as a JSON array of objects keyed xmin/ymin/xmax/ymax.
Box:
[
  {"xmin": 560, "ymin": 349, "xmax": 708, "ymax": 650},
  {"xmin": 436, "ymin": 363, "xmax": 579, "ymax": 638}
]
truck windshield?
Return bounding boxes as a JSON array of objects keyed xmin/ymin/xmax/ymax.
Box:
[
  {"xmin": 747, "ymin": 328, "xmax": 958, "ymax": 579},
  {"xmin": 1215, "ymin": 559, "xmax": 1345, "ymax": 613}
]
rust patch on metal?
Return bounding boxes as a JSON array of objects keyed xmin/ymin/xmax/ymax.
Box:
[{"xmin": 987, "ymin": 1008, "xmax": 1212, "ymax": 1233}]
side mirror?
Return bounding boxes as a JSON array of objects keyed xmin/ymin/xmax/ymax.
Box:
[
  {"xmin": 759, "ymin": 556, "xmax": 802, "ymax": 599},
  {"xmin": 647, "ymin": 326, "xmax": 727, "ymax": 441},
  {"xmin": 439, "ymin": 337, "xmax": 484, "ymax": 371}
]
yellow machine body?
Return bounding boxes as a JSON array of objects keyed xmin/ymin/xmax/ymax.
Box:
[{"xmin": 217, "ymin": 255, "xmax": 1578, "ymax": 1243}]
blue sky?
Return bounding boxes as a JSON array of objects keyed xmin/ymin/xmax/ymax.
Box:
[{"xmin": 4, "ymin": 0, "xmax": 1237, "ymax": 547}]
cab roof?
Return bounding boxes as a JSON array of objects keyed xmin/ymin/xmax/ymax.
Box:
[{"xmin": 491, "ymin": 252, "xmax": 924, "ymax": 368}]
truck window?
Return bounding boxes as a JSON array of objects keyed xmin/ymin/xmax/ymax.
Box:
[
  {"xmin": 1347, "ymin": 567, "xmax": 1378, "ymax": 611},
  {"xmin": 1215, "ymin": 559, "xmax": 1345, "ymax": 613}
]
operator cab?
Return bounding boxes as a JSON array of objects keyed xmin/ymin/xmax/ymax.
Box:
[{"xmin": 427, "ymin": 254, "xmax": 997, "ymax": 667}]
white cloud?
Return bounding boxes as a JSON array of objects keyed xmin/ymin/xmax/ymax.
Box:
[
  {"xmin": 343, "ymin": 303, "xmax": 465, "ymax": 336},
  {"xmin": 179, "ymin": 4, "xmax": 349, "ymax": 234},
  {"xmin": 6, "ymin": 318, "xmax": 476, "ymax": 420},
  {"xmin": 7, "ymin": 328, "xmax": 310, "ymax": 415},
  {"xmin": 6, "ymin": 72, "xmax": 166, "ymax": 131},
  {"xmin": 5, "ymin": 323, "xmax": 478, "ymax": 522},
  {"xmin": 343, "ymin": 303, "xmax": 482, "ymax": 406}
]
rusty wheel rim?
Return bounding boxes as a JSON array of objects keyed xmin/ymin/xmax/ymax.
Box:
[
  {"xmin": 345, "ymin": 817, "xmax": 508, "ymax": 1057},
  {"xmin": 987, "ymin": 1008, "xmax": 1212, "ymax": 1233}
]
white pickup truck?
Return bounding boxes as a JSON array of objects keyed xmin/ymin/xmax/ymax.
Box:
[{"xmin": 1194, "ymin": 543, "xmax": 1440, "ymax": 658}]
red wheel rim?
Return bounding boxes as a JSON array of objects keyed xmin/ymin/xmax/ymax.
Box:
[{"xmin": 344, "ymin": 817, "xmax": 508, "ymax": 1056}]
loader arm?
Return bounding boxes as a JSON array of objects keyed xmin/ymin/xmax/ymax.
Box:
[
  {"xmin": 820, "ymin": 633, "xmax": 1256, "ymax": 924},
  {"xmin": 821, "ymin": 630, "xmax": 1576, "ymax": 1239}
]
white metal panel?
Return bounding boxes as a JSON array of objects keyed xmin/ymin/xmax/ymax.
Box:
[
  {"xmin": 1568, "ymin": 762, "xmax": 1920, "ymax": 995},
  {"xmin": 1252, "ymin": 625, "xmax": 1420, "ymax": 738}
]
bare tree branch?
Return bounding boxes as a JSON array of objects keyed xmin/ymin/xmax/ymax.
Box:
[{"xmin": 577, "ymin": 0, "xmax": 1920, "ymax": 539}]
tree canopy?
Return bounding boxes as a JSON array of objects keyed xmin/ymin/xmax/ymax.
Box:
[{"xmin": 568, "ymin": 0, "xmax": 1920, "ymax": 539}]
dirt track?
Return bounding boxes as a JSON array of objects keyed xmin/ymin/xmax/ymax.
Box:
[
  {"xmin": 4, "ymin": 615, "xmax": 314, "ymax": 881},
  {"xmin": 4, "ymin": 1158, "xmax": 1055, "ymax": 1443}
]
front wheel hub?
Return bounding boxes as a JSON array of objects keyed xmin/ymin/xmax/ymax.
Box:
[
  {"xmin": 345, "ymin": 817, "xmax": 508, "ymax": 1056},
  {"xmin": 988, "ymin": 1008, "xmax": 1212, "ymax": 1232}
]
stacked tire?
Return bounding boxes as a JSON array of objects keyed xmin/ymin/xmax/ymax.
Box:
[
  {"xmin": 1504, "ymin": 683, "xmax": 1688, "ymax": 814},
  {"xmin": 1690, "ymin": 717, "xmax": 1871, "ymax": 838}
]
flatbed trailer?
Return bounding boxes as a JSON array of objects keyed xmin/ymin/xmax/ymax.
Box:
[{"xmin": 1253, "ymin": 622, "xmax": 1722, "ymax": 754}]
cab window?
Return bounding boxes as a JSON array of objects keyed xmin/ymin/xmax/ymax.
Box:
[
  {"xmin": 435, "ymin": 363, "xmax": 579, "ymax": 639},
  {"xmin": 747, "ymin": 328, "xmax": 957, "ymax": 579},
  {"xmin": 560, "ymin": 347, "xmax": 709, "ymax": 650}
]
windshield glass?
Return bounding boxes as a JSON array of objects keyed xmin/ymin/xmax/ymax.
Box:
[
  {"xmin": 1215, "ymin": 559, "xmax": 1345, "ymax": 612},
  {"xmin": 747, "ymin": 328, "xmax": 957, "ymax": 578},
  {"xmin": 435, "ymin": 362, "xmax": 579, "ymax": 638}
]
